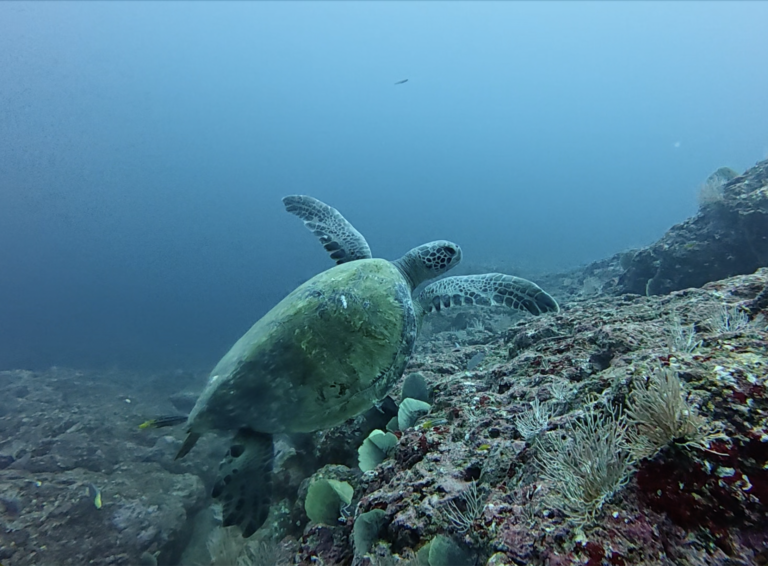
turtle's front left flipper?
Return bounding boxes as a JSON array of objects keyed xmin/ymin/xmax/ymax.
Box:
[
  {"xmin": 283, "ymin": 195, "xmax": 372, "ymax": 264},
  {"xmin": 417, "ymin": 274, "xmax": 559, "ymax": 317},
  {"xmin": 212, "ymin": 428, "xmax": 274, "ymax": 537}
]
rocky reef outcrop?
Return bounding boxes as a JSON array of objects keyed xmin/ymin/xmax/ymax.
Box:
[
  {"xmin": 617, "ymin": 159, "xmax": 768, "ymax": 296},
  {"xmin": 279, "ymin": 267, "xmax": 767, "ymax": 566},
  {"xmin": 0, "ymin": 369, "xmax": 216, "ymax": 566}
]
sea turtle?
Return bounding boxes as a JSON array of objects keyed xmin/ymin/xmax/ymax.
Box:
[{"xmin": 170, "ymin": 195, "xmax": 559, "ymax": 537}]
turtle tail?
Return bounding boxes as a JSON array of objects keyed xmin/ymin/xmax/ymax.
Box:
[
  {"xmin": 212, "ymin": 428, "xmax": 274, "ymax": 537},
  {"xmin": 175, "ymin": 432, "xmax": 201, "ymax": 460}
]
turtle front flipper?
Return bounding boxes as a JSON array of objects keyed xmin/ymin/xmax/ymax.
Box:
[
  {"xmin": 417, "ymin": 274, "xmax": 559, "ymax": 317},
  {"xmin": 283, "ymin": 195, "xmax": 372, "ymax": 264},
  {"xmin": 212, "ymin": 428, "xmax": 274, "ymax": 537}
]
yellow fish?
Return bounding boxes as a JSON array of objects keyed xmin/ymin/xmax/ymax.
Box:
[
  {"xmin": 139, "ymin": 415, "xmax": 187, "ymax": 429},
  {"xmin": 87, "ymin": 483, "xmax": 102, "ymax": 509}
]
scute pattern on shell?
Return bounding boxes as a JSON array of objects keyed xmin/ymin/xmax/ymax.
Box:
[{"xmin": 187, "ymin": 258, "xmax": 417, "ymax": 437}]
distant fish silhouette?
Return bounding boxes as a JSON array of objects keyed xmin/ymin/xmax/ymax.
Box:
[{"xmin": 394, "ymin": 79, "xmax": 408, "ymax": 85}]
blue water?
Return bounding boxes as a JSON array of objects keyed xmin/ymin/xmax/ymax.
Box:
[{"xmin": 1, "ymin": 2, "xmax": 766, "ymax": 370}]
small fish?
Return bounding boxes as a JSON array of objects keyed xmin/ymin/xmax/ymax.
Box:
[
  {"xmin": 477, "ymin": 444, "xmax": 491, "ymax": 451},
  {"xmin": 466, "ymin": 352, "xmax": 486, "ymax": 371},
  {"xmin": 87, "ymin": 483, "xmax": 102, "ymax": 509},
  {"xmin": 139, "ymin": 415, "xmax": 188, "ymax": 429},
  {"xmin": 394, "ymin": 79, "xmax": 408, "ymax": 85},
  {"xmin": 420, "ymin": 418, "xmax": 447, "ymax": 429}
]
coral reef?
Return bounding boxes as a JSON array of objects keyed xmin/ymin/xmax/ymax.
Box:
[
  {"xmin": 2, "ymin": 269, "xmax": 766, "ymax": 565},
  {"xmin": 299, "ymin": 267, "xmax": 768, "ymax": 566},
  {"xmin": 1, "ymin": 162, "xmax": 767, "ymax": 565}
]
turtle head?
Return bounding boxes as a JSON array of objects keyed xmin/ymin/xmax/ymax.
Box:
[{"xmin": 393, "ymin": 240, "xmax": 462, "ymax": 290}]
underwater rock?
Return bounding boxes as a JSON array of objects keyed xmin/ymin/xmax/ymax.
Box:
[
  {"xmin": 617, "ymin": 159, "xmax": 768, "ymax": 296},
  {"xmin": 0, "ymin": 464, "xmax": 205, "ymax": 566},
  {"xmin": 0, "ymin": 366, "xmax": 228, "ymax": 565},
  {"xmin": 168, "ymin": 390, "xmax": 199, "ymax": 413},
  {"xmin": 0, "ymin": 453, "xmax": 13, "ymax": 470},
  {"xmin": 141, "ymin": 434, "xmax": 184, "ymax": 466},
  {"xmin": 325, "ymin": 267, "xmax": 767, "ymax": 565}
]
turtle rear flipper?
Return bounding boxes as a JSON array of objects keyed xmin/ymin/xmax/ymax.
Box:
[
  {"xmin": 418, "ymin": 274, "xmax": 559, "ymax": 317},
  {"xmin": 283, "ymin": 195, "xmax": 372, "ymax": 264},
  {"xmin": 212, "ymin": 428, "xmax": 274, "ymax": 537}
]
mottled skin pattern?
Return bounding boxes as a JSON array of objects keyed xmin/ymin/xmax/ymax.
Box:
[
  {"xmin": 419, "ymin": 273, "xmax": 560, "ymax": 316},
  {"xmin": 188, "ymin": 258, "xmax": 416, "ymax": 436}
]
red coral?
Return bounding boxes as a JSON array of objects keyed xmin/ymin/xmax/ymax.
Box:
[
  {"xmin": 395, "ymin": 433, "xmax": 434, "ymax": 469},
  {"xmin": 584, "ymin": 541, "xmax": 605, "ymax": 565},
  {"xmin": 635, "ymin": 435, "xmax": 768, "ymax": 553},
  {"xmin": 636, "ymin": 456, "xmax": 743, "ymax": 530}
]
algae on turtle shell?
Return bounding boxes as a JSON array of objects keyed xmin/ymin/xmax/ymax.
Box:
[{"xmin": 170, "ymin": 194, "xmax": 558, "ymax": 537}]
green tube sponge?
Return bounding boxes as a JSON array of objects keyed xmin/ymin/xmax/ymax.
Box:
[
  {"xmin": 353, "ymin": 508, "xmax": 387, "ymax": 555},
  {"xmin": 304, "ymin": 478, "xmax": 354, "ymax": 525},
  {"xmin": 428, "ymin": 535, "xmax": 473, "ymax": 566},
  {"xmin": 398, "ymin": 398, "xmax": 431, "ymax": 430},
  {"xmin": 402, "ymin": 372, "xmax": 431, "ymax": 403},
  {"xmin": 358, "ymin": 429, "xmax": 398, "ymax": 472}
]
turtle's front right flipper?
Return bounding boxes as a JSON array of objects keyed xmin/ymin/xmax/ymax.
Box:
[
  {"xmin": 283, "ymin": 195, "xmax": 372, "ymax": 264},
  {"xmin": 212, "ymin": 428, "xmax": 274, "ymax": 537},
  {"xmin": 417, "ymin": 274, "xmax": 560, "ymax": 317}
]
